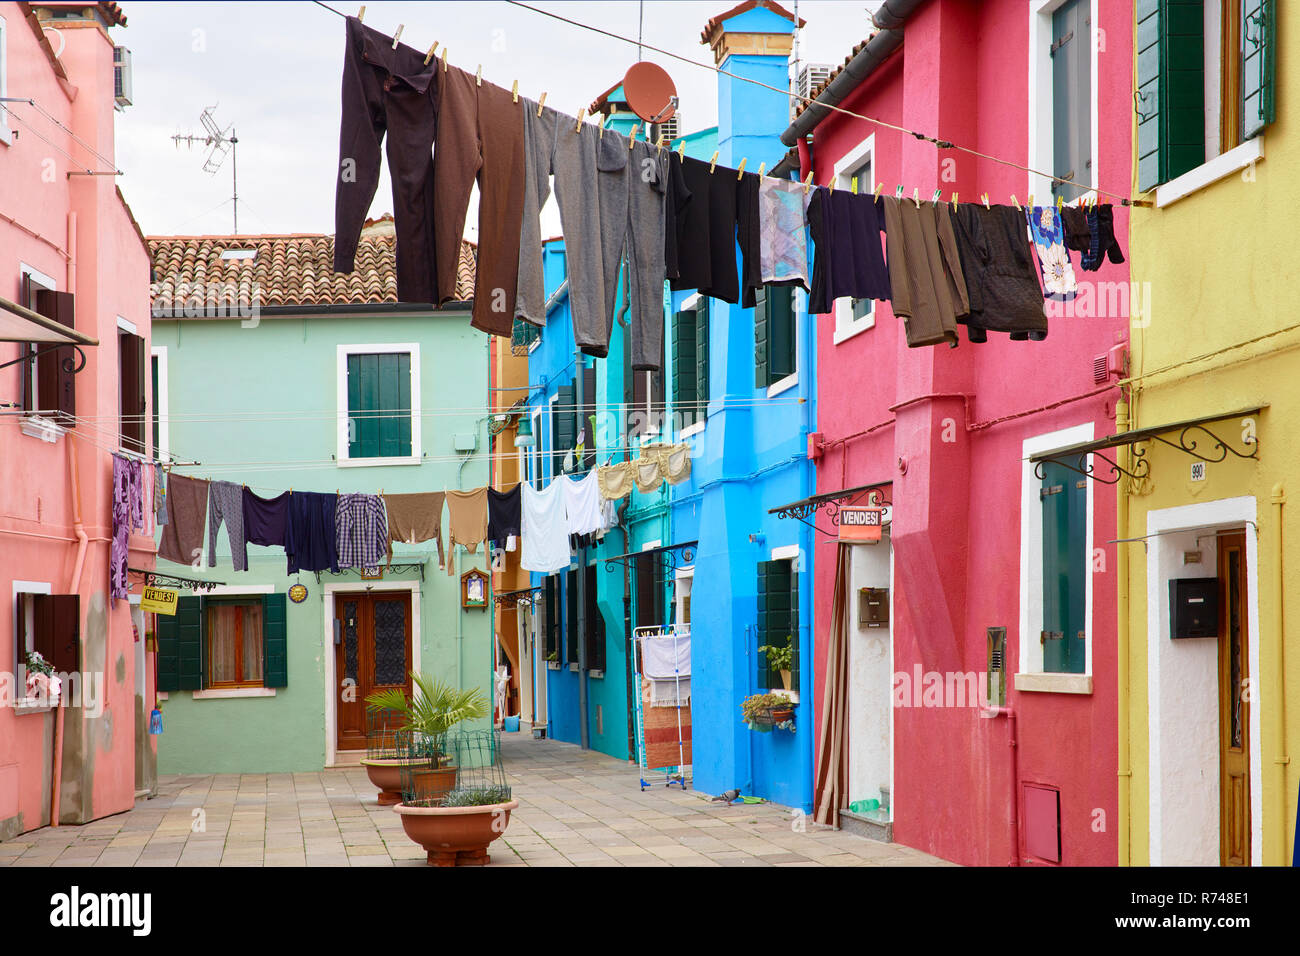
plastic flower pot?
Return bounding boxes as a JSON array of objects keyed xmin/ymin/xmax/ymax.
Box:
[{"xmin": 394, "ymin": 800, "xmax": 519, "ymax": 866}]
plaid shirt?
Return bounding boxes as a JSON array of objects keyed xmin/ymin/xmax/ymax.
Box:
[{"xmin": 335, "ymin": 493, "xmax": 389, "ymax": 572}]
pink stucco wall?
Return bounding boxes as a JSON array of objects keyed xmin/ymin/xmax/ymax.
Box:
[
  {"xmin": 810, "ymin": 0, "xmax": 1131, "ymax": 866},
  {"xmin": 0, "ymin": 3, "xmax": 153, "ymax": 835}
]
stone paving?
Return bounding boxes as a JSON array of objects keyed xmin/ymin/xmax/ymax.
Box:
[{"xmin": 0, "ymin": 734, "xmax": 949, "ymax": 867}]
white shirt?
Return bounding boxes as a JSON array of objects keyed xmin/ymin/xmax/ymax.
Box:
[
  {"xmin": 561, "ymin": 471, "xmax": 604, "ymax": 537},
  {"xmin": 521, "ymin": 481, "xmax": 570, "ymax": 573}
]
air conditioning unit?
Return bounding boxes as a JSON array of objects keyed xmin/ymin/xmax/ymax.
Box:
[{"xmin": 113, "ymin": 47, "xmax": 133, "ymax": 109}]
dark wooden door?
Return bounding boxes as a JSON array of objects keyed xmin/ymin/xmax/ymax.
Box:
[
  {"xmin": 334, "ymin": 592, "xmax": 412, "ymax": 752},
  {"xmin": 1217, "ymin": 531, "xmax": 1251, "ymax": 866}
]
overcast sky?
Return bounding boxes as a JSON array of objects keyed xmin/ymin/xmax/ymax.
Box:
[{"xmin": 114, "ymin": 0, "xmax": 883, "ymax": 238}]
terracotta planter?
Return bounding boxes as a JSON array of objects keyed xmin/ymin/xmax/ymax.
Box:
[
  {"xmin": 394, "ymin": 800, "xmax": 519, "ymax": 866},
  {"xmin": 771, "ymin": 708, "xmax": 794, "ymax": 723},
  {"xmin": 360, "ymin": 756, "xmax": 426, "ymax": 806},
  {"xmin": 407, "ymin": 765, "xmax": 459, "ymax": 806}
]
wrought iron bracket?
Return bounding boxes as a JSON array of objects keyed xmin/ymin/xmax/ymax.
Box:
[
  {"xmin": 603, "ymin": 541, "xmax": 697, "ymax": 575},
  {"xmin": 314, "ymin": 561, "xmax": 427, "ymax": 584},
  {"xmin": 129, "ymin": 568, "xmax": 226, "ymax": 592},
  {"xmin": 771, "ymin": 483, "xmax": 891, "ymax": 538},
  {"xmin": 0, "ymin": 342, "xmax": 88, "ymax": 375},
  {"xmin": 1034, "ymin": 443, "xmax": 1151, "ymax": 486},
  {"xmin": 493, "ymin": 587, "xmax": 542, "ymax": 609},
  {"xmin": 1147, "ymin": 423, "xmax": 1259, "ymax": 464}
]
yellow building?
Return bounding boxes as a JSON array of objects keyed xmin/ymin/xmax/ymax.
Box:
[{"xmin": 1112, "ymin": 0, "xmax": 1291, "ymax": 865}]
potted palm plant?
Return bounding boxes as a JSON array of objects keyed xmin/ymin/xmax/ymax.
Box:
[
  {"xmin": 758, "ymin": 640, "xmax": 794, "ymax": 691},
  {"xmin": 362, "ymin": 672, "xmax": 489, "ymax": 806}
]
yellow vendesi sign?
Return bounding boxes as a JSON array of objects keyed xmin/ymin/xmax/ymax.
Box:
[{"xmin": 140, "ymin": 586, "xmax": 179, "ymax": 616}]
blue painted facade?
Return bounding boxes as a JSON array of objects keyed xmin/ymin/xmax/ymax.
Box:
[{"xmin": 526, "ymin": 5, "xmax": 815, "ymax": 811}]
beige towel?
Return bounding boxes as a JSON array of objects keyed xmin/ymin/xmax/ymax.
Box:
[
  {"xmin": 597, "ymin": 462, "xmax": 635, "ymax": 500},
  {"xmin": 445, "ymin": 487, "xmax": 489, "ymax": 576}
]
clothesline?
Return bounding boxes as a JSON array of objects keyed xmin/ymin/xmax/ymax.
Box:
[{"xmin": 312, "ymin": 0, "xmax": 1147, "ymax": 208}]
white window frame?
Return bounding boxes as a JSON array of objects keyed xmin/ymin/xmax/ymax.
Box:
[
  {"xmin": 831, "ymin": 134, "xmax": 877, "ymax": 344},
  {"xmin": 0, "ymin": 14, "xmax": 11, "ymax": 147},
  {"xmin": 1027, "ymin": 0, "xmax": 1100, "ymax": 205},
  {"xmin": 336, "ymin": 343, "xmax": 422, "ymax": 468},
  {"xmin": 1016, "ymin": 422, "xmax": 1095, "ymax": 694},
  {"xmin": 679, "ymin": 294, "xmax": 707, "ymax": 440},
  {"xmin": 12, "ymin": 580, "xmax": 56, "ymax": 712},
  {"xmin": 766, "ymin": 286, "xmax": 802, "ymax": 399},
  {"xmin": 18, "ymin": 265, "xmax": 59, "ymax": 432},
  {"xmin": 150, "ymin": 345, "xmax": 169, "ymax": 464}
]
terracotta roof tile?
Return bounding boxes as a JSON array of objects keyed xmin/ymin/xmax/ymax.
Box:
[{"xmin": 148, "ymin": 217, "xmax": 477, "ymax": 314}]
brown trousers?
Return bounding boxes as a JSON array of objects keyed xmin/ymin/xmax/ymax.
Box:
[{"xmin": 433, "ymin": 67, "xmax": 524, "ymax": 337}]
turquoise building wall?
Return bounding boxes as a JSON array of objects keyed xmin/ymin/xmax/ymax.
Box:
[{"xmin": 151, "ymin": 308, "xmax": 492, "ymax": 773}]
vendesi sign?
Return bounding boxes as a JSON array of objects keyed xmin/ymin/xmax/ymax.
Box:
[
  {"xmin": 838, "ymin": 506, "xmax": 884, "ymax": 543},
  {"xmin": 140, "ymin": 586, "xmax": 179, "ymax": 616}
]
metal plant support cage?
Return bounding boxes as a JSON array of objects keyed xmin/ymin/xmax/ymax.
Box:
[
  {"xmin": 365, "ymin": 707, "xmax": 409, "ymax": 760},
  {"xmin": 398, "ymin": 729, "xmax": 510, "ymax": 808}
]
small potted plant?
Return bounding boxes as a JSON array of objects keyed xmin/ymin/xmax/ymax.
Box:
[
  {"xmin": 546, "ymin": 650, "xmax": 561, "ymax": 671},
  {"xmin": 741, "ymin": 691, "xmax": 794, "ymax": 731},
  {"xmin": 363, "ymin": 673, "xmax": 489, "ymax": 806},
  {"xmin": 24, "ymin": 651, "xmax": 61, "ymax": 705},
  {"xmin": 758, "ymin": 640, "xmax": 794, "ymax": 691}
]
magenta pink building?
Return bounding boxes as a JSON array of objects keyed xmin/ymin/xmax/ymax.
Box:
[
  {"xmin": 0, "ymin": 1, "xmax": 154, "ymax": 840},
  {"xmin": 793, "ymin": 0, "xmax": 1131, "ymax": 865}
]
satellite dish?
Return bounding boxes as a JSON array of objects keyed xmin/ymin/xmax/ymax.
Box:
[{"xmin": 623, "ymin": 61, "xmax": 677, "ymax": 124}]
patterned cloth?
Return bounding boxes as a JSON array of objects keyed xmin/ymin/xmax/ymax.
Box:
[
  {"xmin": 1025, "ymin": 205, "xmax": 1078, "ymax": 301},
  {"xmin": 758, "ymin": 177, "xmax": 812, "ymax": 289},
  {"xmin": 207, "ymin": 480, "xmax": 248, "ymax": 572},
  {"xmin": 335, "ymin": 493, "xmax": 389, "ymax": 573},
  {"xmin": 153, "ymin": 464, "xmax": 168, "ymax": 527},
  {"xmin": 110, "ymin": 455, "xmax": 144, "ymax": 603}
]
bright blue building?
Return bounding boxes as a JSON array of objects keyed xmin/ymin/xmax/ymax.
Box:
[{"xmin": 525, "ymin": 2, "xmax": 815, "ymax": 811}]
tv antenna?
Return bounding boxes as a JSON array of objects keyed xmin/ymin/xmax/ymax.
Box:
[{"xmin": 172, "ymin": 105, "xmax": 240, "ymax": 233}]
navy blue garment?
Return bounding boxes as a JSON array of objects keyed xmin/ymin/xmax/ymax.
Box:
[
  {"xmin": 285, "ymin": 491, "xmax": 339, "ymax": 574},
  {"xmin": 806, "ymin": 188, "xmax": 891, "ymax": 315},
  {"xmin": 243, "ymin": 487, "xmax": 289, "ymax": 548},
  {"xmin": 487, "ymin": 484, "xmax": 522, "ymax": 549}
]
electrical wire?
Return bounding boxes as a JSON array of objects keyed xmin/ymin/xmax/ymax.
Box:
[{"xmin": 18, "ymin": 96, "xmax": 122, "ymax": 174}]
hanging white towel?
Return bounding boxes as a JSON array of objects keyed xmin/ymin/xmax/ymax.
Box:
[
  {"xmin": 641, "ymin": 633, "xmax": 691, "ymax": 679},
  {"xmin": 562, "ymin": 470, "xmax": 604, "ymax": 536}
]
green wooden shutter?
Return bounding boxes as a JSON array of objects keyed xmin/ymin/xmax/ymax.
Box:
[
  {"xmin": 1051, "ymin": 0, "xmax": 1091, "ymax": 202},
  {"xmin": 757, "ymin": 560, "xmax": 793, "ymax": 689},
  {"xmin": 1041, "ymin": 463, "xmax": 1086, "ymax": 675},
  {"xmin": 174, "ymin": 595, "xmax": 204, "ymax": 691},
  {"xmin": 554, "ymin": 382, "xmax": 576, "ymax": 473},
  {"xmin": 585, "ymin": 563, "xmax": 605, "ymax": 671},
  {"xmin": 544, "ymin": 575, "xmax": 560, "ymax": 659},
  {"xmin": 263, "ymin": 593, "xmax": 288, "ymax": 688},
  {"xmin": 771, "ymin": 287, "xmax": 796, "ymax": 381},
  {"xmin": 155, "ymin": 598, "xmax": 183, "ymax": 692},
  {"xmin": 1163, "ymin": 0, "xmax": 1205, "ymax": 183},
  {"xmin": 671, "ymin": 309, "xmax": 697, "ymax": 420},
  {"xmin": 754, "ymin": 286, "xmax": 769, "ymax": 388},
  {"xmin": 1242, "ymin": 0, "xmax": 1276, "ymax": 139},
  {"xmin": 582, "ymin": 365, "xmax": 597, "ymax": 470},
  {"xmin": 696, "ymin": 299, "xmax": 710, "ymax": 419},
  {"xmin": 566, "ymin": 568, "xmax": 579, "ymax": 664},
  {"xmin": 348, "ymin": 353, "xmax": 411, "ymax": 459},
  {"xmin": 788, "ymin": 561, "xmax": 800, "ymax": 687}
]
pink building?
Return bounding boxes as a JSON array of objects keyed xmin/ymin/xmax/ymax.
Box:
[
  {"xmin": 792, "ymin": 0, "xmax": 1131, "ymax": 865},
  {"xmin": 0, "ymin": 1, "xmax": 154, "ymax": 839}
]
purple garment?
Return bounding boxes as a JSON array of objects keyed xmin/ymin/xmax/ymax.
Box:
[
  {"xmin": 243, "ymin": 487, "xmax": 289, "ymax": 548},
  {"xmin": 335, "ymin": 493, "xmax": 389, "ymax": 572},
  {"xmin": 806, "ymin": 188, "xmax": 891, "ymax": 314},
  {"xmin": 111, "ymin": 455, "xmax": 144, "ymax": 602},
  {"xmin": 285, "ymin": 491, "xmax": 339, "ymax": 574}
]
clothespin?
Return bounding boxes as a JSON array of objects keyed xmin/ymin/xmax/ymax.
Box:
[
  {"xmin": 574, "ymin": 108, "xmax": 586, "ymax": 133},
  {"xmin": 851, "ymin": 175, "xmax": 858, "ymax": 194},
  {"xmin": 657, "ymin": 134, "xmax": 667, "ymax": 150},
  {"xmin": 736, "ymin": 158, "xmax": 747, "ymax": 180},
  {"xmin": 512, "ymin": 80, "xmax": 518, "ymax": 103},
  {"xmin": 802, "ymin": 170, "xmax": 814, "ymax": 194},
  {"xmin": 1056, "ymin": 193, "xmax": 1064, "ymax": 210},
  {"xmin": 874, "ymin": 182, "xmax": 883, "ymax": 198},
  {"xmin": 537, "ymin": 92, "xmax": 547, "ymax": 116},
  {"xmin": 391, "ymin": 24, "xmax": 404, "ymax": 49},
  {"xmin": 894, "ymin": 184, "xmax": 904, "ymax": 199},
  {"xmin": 1028, "ymin": 194, "xmax": 1035, "ymax": 209},
  {"xmin": 931, "ymin": 188, "xmax": 943, "ymax": 203},
  {"xmin": 629, "ymin": 124, "xmax": 640, "ymax": 147},
  {"xmin": 476, "ymin": 65, "xmax": 482, "ymax": 87},
  {"xmin": 677, "ymin": 140, "xmax": 686, "ymax": 158},
  {"xmin": 709, "ymin": 150, "xmax": 719, "ymax": 173},
  {"xmin": 982, "ymin": 192, "xmax": 990, "ymax": 209},
  {"xmin": 358, "ymin": 5, "xmax": 365, "ymax": 21},
  {"xmin": 1011, "ymin": 194, "xmax": 1021, "ymax": 210},
  {"xmin": 424, "ymin": 42, "xmax": 438, "ymax": 65},
  {"xmin": 951, "ymin": 192, "xmax": 958, "ymax": 212},
  {"xmin": 758, "ymin": 162, "xmax": 766, "ymax": 178},
  {"xmin": 828, "ymin": 177, "xmax": 835, "ymax": 193},
  {"xmin": 441, "ymin": 47, "xmax": 448, "ymax": 72},
  {"xmin": 912, "ymin": 187, "xmax": 921, "ymax": 208}
]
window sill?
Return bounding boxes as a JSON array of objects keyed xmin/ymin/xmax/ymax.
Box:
[
  {"xmin": 767, "ymin": 373, "xmax": 798, "ymax": 399},
  {"xmin": 20, "ymin": 416, "xmax": 64, "ymax": 444},
  {"xmin": 1155, "ymin": 137, "xmax": 1264, "ymax": 209},
  {"xmin": 763, "ymin": 689, "xmax": 800, "ymax": 705},
  {"xmin": 680, "ymin": 421, "xmax": 705, "ymax": 440},
  {"xmin": 568, "ymin": 663, "xmax": 580, "ymax": 673},
  {"xmin": 1013, "ymin": 672, "xmax": 1092, "ymax": 695},
  {"xmin": 191, "ymin": 687, "xmax": 277, "ymax": 700},
  {"xmin": 336, "ymin": 455, "xmax": 421, "ymax": 468},
  {"xmin": 546, "ymin": 661, "xmax": 561, "ymax": 671},
  {"xmin": 14, "ymin": 699, "xmax": 58, "ymax": 715},
  {"xmin": 833, "ymin": 315, "xmax": 875, "ymax": 345},
  {"xmin": 588, "ymin": 669, "xmax": 605, "ymax": 679}
]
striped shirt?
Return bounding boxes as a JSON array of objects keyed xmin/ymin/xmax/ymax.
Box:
[{"xmin": 335, "ymin": 493, "xmax": 389, "ymax": 572}]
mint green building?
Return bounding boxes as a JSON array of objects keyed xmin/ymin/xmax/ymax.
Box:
[{"xmin": 147, "ymin": 225, "xmax": 492, "ymax": 773}]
